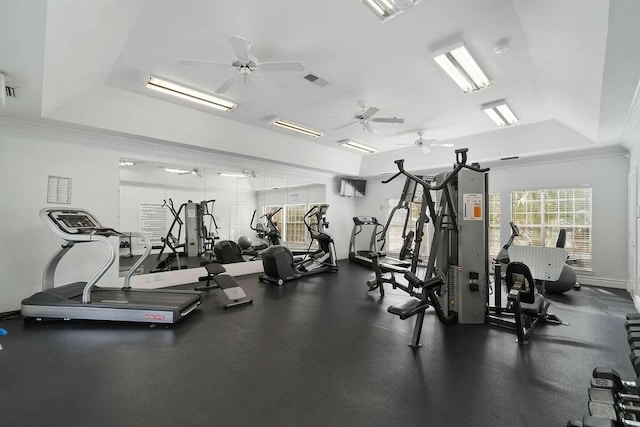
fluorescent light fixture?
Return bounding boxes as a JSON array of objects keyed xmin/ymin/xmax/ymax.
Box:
[
  {"xmin": 270, "ymin": 117, "xmax": 324, "ymax": 138},
  {"xmin": 164, "ymin": 167, "xmax": 194, "ymax": 174},
  {"xmin": 146, "ymin": 76, "xmax": 237, "ymax": 112},
  {"xmin": 362, "ymin": 0, "xmax": 422, "ymax": 22},
  {"xmin": 218, "ymin": 172, "xmax": 250, "ymax": 178},
  {"xmin": 482, "ymin": 100, "xmax": 519, "ymax": 127},
  {"xmin": 433, "ymin": 43, "xmax": 490, "ymax": 93},
  {"xmin": 119, "ymin": 161, "xmax": 136, "ymax": 166},
  {"xmin": 339, "ymin": 139, "xmax": 378, "ymax": 154}
]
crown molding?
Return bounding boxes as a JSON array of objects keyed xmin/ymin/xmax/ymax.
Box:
[{"xmin": 0, "ymin": 116, "xmax": 336, "ymax": 181}]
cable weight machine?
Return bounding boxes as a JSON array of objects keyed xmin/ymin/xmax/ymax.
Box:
[{"xmin": 380, "ymin": 148, "xmax": 490, "ymax": 348}]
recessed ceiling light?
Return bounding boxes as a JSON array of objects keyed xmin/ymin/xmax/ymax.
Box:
[
  {"xmin": 362, "ymin": 0, "xmax": 423, "ymax": 22},
  {"xmin": 164, "ymin": 167, "xmax": 194, "ymax": 174},
  {"xmin": 146, "ymin": 76, "xmax": 237, "ymax": 112},
  {"xmin": 269, "ymin": 117, "xmax": 324, "ymax": 138},
  {"xmin": 482, "ymin": 100, "xmax": 519, "ymax": 127},
  {"xmin": 433, "ymin": 43, "xmax": 490, "ymax": 93},
  {"xmin": 218, "ymin": 172, "xmax": 250, "ymax": 178},
  {"xmin": 339, "ymin": 139, "xmax": 378, "ymax": 154}
]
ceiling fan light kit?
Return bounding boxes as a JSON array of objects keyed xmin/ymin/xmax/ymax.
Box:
[
  {"xmin": 270, "ymin": 117, "xmax": 324, "ymax": 138},
  {"xmin": 482, "ymin": 100, "xmax": 519, "ymax": 127},
  {"xmin": 146, "ymin": 76, "xmax": 237, "ymax": 111},
  {"xmin": 339, "ymin": 139, "xmax": 378, "ymax": 154},
  {"xmin": 362, "ymin": 0, "xmax": 423, "ymax": 22},
  {"xmin": 433, "ymin": 42, "xmax": 491, "ymax": 93}
]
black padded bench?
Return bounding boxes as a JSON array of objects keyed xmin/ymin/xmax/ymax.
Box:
[{"xmin": 387, "ymin": 298, "xmax": 430, "ymax": 320}]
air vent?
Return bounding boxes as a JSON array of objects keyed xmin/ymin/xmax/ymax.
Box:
[
  {"xmin": 5, "ymin": 86, "xmax": 16, "ymax": 97},
  {"xmin": 500, "ymin": 156, "xmax": 519, "ymax": 161},
  {"xmin": 303, "ymin": 73, "xmax": 328, "ymax": 87}
]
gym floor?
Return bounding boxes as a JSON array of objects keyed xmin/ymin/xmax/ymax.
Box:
[{"xmin": 0, "ymin": 260, "xmax": 635, "ymax": 426}]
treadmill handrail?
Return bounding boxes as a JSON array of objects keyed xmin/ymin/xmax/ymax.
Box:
[
  {"xmin": 123, "ymin": 232, "xmax": 152, "ymax": 290},
  {"xmin": 81, "ymin": 234, "xmax": 116, "ymax": 304}
]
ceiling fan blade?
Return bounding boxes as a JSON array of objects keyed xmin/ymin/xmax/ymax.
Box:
[
  {"xmin": 178, "ymin": 59, "xmax": 230, "ymax": 67},
  {"xmin": 260, "ymin": 61, "xmax": 305, "ymax": 72},
  {"xmin": 430, "ymin": 143, "xmax": 454, "ymax": 147},
  {"xmin": 420, "ymin": 146, "xmax": 431, "ymax": 154},
  {"xmin": 371, "ymin": 117, "xmax": 405, "ymax": 124},
  {"xmin": 229, "ymin": 35, "xmax": 251, "ymax": 62},
  {"xmin": 332, "ymin": 121, "xmax": 357, "ymax": 131},
  {"xmin": 361, "ymin": 107, "xmax": 379, "ymax": 120},
  {"xmin": 216, "ymin": 75, "xmax": 237, "ymax": 94},
  {"xmin": 364, "ymin": 122, "xmax": 377, "ymax": 134}
]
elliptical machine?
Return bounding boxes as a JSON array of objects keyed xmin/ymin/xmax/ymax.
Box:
[
  {"xmin": 238, "ymin": 207, "xmax": 282, "ymax": 259},
  {"xmin": 259, "ymin": 204, "xmax": 338, "ymax": 286}
]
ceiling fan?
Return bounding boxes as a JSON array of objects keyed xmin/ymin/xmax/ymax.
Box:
[
  {"xmin": 178, "ymin": 35, "xmax": 305, "ymax": 94},
  {"xmin": 333, "ymin": 101, "xmax": 405, "ymax": 134},
  {"xmin": 397, "ymin": 131, "xmax": 454, "ymax": 154}
]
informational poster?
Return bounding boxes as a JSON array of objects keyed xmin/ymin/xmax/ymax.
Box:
[
  {"xmin": 138, "ymin": 202, "xmax": 167, "ymax": 245},
  {"xmin": 47, "ymin": 175, "xmax": 72, "ymax": 204},
  {"xmin": 462, "ymin": 193, "xmax": 483, "ymax": 221}
]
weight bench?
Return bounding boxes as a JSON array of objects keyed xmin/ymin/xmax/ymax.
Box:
[
  {"xmin": 386, "ymin": 272, "xmax": 453, "ymax": 348},
  {"xmin": 196, "ymin": 262, "xmax": 253, "ymax": 309}
]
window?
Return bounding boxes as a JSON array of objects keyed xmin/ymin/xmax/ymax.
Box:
[
  {"xmin": 488, "ymin": 193, "xmax": 501, "ymax": 260},
  {"xmin": 511, "ymin": 188, "xmax": 592, "ymax": 270},
  {"xmin": 284, "ymin": 204, "xmax": 307, "ymax": 244},
  {"xmin": 263, "ymin": 203, "xmax": 326, "ymax": 248}
]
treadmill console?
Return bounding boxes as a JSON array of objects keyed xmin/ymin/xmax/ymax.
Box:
[{"xmin": 47, "ymin": 210, "xmax": 102, "ymax": 234}]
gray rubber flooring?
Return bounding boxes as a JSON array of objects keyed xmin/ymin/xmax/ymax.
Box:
[{"xmin": 0, "ymin": 260, "xmax": 635, "ymax": 426}]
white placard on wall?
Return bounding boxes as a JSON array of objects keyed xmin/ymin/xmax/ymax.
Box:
[
  {"xmin": 138, "ymin": 202, "xmax": 167, "ymax": 245},
  {"xmin": 47, "ymin": 175, "xmax": 72, "ymax": 204}
]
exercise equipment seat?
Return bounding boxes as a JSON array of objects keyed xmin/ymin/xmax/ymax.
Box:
[{"xmin": 505, "ymin": 262, "xmax": 545, "ymax": 314}]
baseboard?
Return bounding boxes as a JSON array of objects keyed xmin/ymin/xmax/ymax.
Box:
[{"xmin": 576, "ymin": 275, "xmax": 627, "ymax": 289}]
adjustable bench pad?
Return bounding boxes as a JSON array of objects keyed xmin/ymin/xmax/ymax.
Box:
[{"xmin": 388, "ymin": 298, "xmax": 429, "ymax": 320}]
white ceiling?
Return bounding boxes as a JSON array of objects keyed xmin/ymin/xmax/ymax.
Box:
[{"xmin": 1, "ymin": 0, "xmax": 639, "ymax": 176}]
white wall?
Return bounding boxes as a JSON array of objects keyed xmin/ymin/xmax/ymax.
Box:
[
  {"xmin": 0, "ymin": 126, "xmax": 120, "ymax": 313},
  {"xmin": 356, "ymin": 153, "xmax": 629, "ymax": 287},
  {"xmin": 490, "ymin": 155, "xmax": 628, "ymax": 287}
]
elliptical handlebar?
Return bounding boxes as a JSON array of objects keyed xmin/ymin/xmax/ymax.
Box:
[
  {"xmin": 249, "ymin": 210, "xmax": 259, "ymax": 231},
  {"xmin": 262, "ymin": 206, "xmax": 282, "ymax": 219},
  {"xmin": 387, "ymin": 148, "xmax": 490, "ymax": 191}
]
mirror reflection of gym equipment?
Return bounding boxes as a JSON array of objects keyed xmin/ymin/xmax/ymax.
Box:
[
  {"xmin": 238, "ymin": 207, "xmax": 282, "ymax": 259},
  {"xmin": 153, "ymin": 199, "xmax": 221, "ymax": 272}
]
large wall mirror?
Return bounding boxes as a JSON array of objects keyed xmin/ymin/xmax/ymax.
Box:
[{"xmin": 118, "ymin": 159, "xmax": 327, "ymax": 277}]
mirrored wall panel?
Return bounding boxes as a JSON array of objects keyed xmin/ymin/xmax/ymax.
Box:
[{"xmin": 118, "ymin": 159, "xmax": 326, "ymax": 277}]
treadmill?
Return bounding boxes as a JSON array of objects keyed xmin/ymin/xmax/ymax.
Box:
[{"xmin": 21, "ymin": 208, "xmax": 202, "ymax": 324}]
